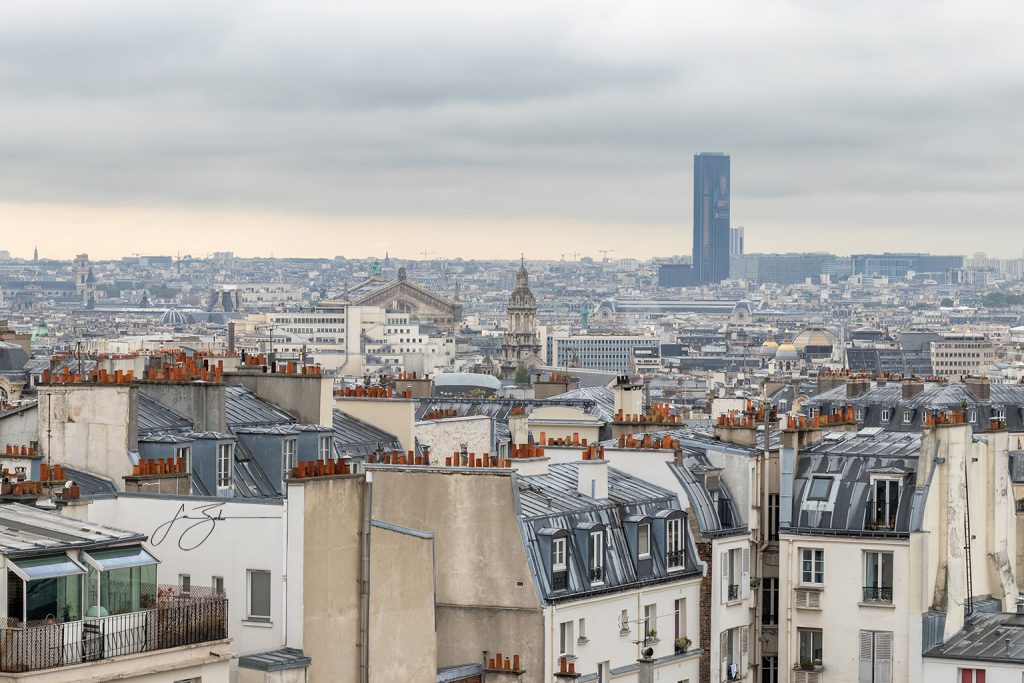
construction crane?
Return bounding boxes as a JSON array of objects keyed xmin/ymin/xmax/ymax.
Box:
[
  {"xmin": 561, "ymin": 252, "xmax": 580, "ymax": 262},
  {"xmin": 420, "ymin": 251, "xmax": 435, "ymax": 260},
  {"xmin": 599, "ymin": 249, "xmax": 615, "ymax": 262}
]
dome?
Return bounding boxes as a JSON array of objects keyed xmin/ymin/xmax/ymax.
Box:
[
  {"xmin": 0, "ymin": 342, "xmax": 29, "ymax": 372},
  {"xmin": 775, "ymin": 343, "xmax": 799, "ymax": 360},
  {"xmin": 761, "ymin": 340, "xmax": 779, "ymax": 348},
  {"xmin": 159, "ymin": 309, "xmax": 191, "ymax": 326},
  {"xmin": 791, "ymin": 327, "xmax": 837, "ymax": 352}
]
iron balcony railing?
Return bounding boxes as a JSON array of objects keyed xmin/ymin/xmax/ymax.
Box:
[
  {"xmin": 667, "ymin": 549, "xmax": 686, "ymax": 569},
  {"xmin": 0, "ymin": 585, "xmax": 227, "ymax": 673},
  {"xmin": 728, "ymin": 584, "xmax": 740, "ymax": 601},
  {"xmin": 862, "ymin": 586, "xmax": 893, "ymax": 603},
  {"xmin": 552, "ymin": 570, "xmax": 569, "ymax": 592},
  {"xmin": 589, "ymin": 566, "xmax": 604, "ymax": 583}
]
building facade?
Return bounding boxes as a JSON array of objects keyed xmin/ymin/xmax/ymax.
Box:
[{"xmin": 693, "ymin": 153, "xmax": 732, "ymax": 284}]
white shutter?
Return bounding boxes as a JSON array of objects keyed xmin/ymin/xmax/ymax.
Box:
[
  {"xmin": 795, "ymin": 589, "xmax": 821, "ymax": 610},
  {"xmin": 873, "ymin": 631, "xmax": 892, "ymax": 683},
  {"xmin": 858, "ymin": 630, "xmax": 873, "ymax": 683},
  {"xmin": 720, "ymin": 551, "xmax": 730, "ymax": 603},
  {"xmin": 740, "ymin": 625, "xmax": 749, "ymax": 672},
  {"xmin": 720, "ymin": 629, "xmax": 729, "ymax": 681},
  {"xmin": 741, "ymin": 546, "xmax": 751, "ymax": 599}
]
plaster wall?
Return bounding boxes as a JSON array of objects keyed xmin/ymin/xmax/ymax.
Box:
[
  {"xmin": 415, "ymin": 415, "xmax": 493, "ymax": 464},
  {"xmin": 334, "ymin": 397, "xmax": 415, "ymax": 453},
  {"xmin": 226, "ymin": 373, "xmax": 333, "ymax": 428},
  {"xmin": 139, "ymin": 382, "xmax": 226, "ymax": 433},
  {"xmin": 0, "ymin": 404, "xmax": 38, "ymax": 450}
]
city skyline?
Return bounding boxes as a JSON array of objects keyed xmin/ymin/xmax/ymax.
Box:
[{"xmin": 2, "ymin": 2, "xmax": 1023, "ymax": 259}]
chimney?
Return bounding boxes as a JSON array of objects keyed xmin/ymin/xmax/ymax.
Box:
[
  {"xmin": 964, "ymin": 376, "xmax": 990, "ymax": 401},
  {"xmin": 613, "ymin": 375, "xmax": 644, "ymax": 417},
  {"xmin": 846, "ymin": 377, "xmax": 870, "ymax": 399},
  {"xmin": 577, "ymin": 452, "xmax": 608, "ymax": 499},
  {"xmin": 227, "ymin": 322, "xmax": 236, "ymax": 354},
  {"xmin": 902, "ymin": 378, "xmax": 924, "ymax": 400}
]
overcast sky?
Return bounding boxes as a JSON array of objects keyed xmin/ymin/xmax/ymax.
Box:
[{"xmin": 2, "ymin": 1, "xmax": 1023, "ymax": 261}]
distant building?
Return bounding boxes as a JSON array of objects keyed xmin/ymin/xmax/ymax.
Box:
[
  {"xmin": 693, "ymin": 152, "xmax": 731, "ymax": 283},
  {"xmin": 730, "ymin": 226, "xmax": 745, "ymax": 257},
  {"xmin": 929, "ymin": 331, "xmax": 996, "ymax": 381},
  {"xmin": 545, "ymin": 330, "xmax": 659, "ymax": 372},
  {"xmin": 729, "ymin": 252, "xmax": 852, "ymax": 284},
  {"xmin": 658, "ymin": 262, "xmax": 697, "ymax": 288},
  {"xmin": 500, "ymin": 261, "xmax": 543, "ymax": 378},
  {"xmin": 852, "ymin": 253, "xmax": 964, "ymax": 278}
]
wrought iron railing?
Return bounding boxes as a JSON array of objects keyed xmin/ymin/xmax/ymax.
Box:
[
  {"xmin": 0, "ymin": 585, "xmax": 226, "ymax": 673},
  {"xmin": 862, "ymin": 586, "xmax": 893, "ymax": 603},
  {"xmin": 667, "ymin": 549, "xmax": 686, "ymax": 569},
  {"xmin": 728, "ymin": 584, "xmax": 740, "ymax": 601},
  {"xmin": 552, "ymin": 570, "xmax": 568, "ymax": 592},
  {"xmin": 589, "ymin": 566, "xmax": 604, "ymax": 583}
]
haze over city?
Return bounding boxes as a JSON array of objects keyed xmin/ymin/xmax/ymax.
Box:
[{"xmin": 3, "ymin": 0, "xmax": 1023, "ymax": 259}]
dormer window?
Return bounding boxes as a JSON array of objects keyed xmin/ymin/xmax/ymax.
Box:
[
  {"xmin": 552, "ymin": 537, "xmax": 568, "ymax": 591},
  {"xmin": 318, "ymin": 435, "xmax": 332, "ymax": 461},
  {"xmin": 666, "ymin": 517, "xmax": 685, "ymax": 570},
  {"xmin": 217, "ymin": 443, "xmax": 233, "ymax": 490},
  {"xmin": 589, "ymin": 530, "xmax": 605, "ymax": 584},
  {"xmin": 282, "ymin": 438, "xmax": 297, "ymax": 480},
  {"xmin": 902, "ymin": 410, "xmax": 912, "ymax": 424},
  {"xmin": 968, "ymin": 410, "xmax": 977, "ymax": 423},
  {"xmin": 637, "ymin": 523, "xmax": 651, "ymax": 559},
  {"xmin": 881, "ymin": 409, "xmax": 891, "ymax": 422},
  {"xmin": 867, "ymin": 479, "xmax": 900, "ymax": 530}
]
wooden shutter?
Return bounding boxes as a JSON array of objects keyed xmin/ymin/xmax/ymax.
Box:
[
  {"xmin": 873, "ymin": 631, "xmax": 892, "ymax": 683},
  {"xmin": 741, "ymin": 546, "xmax": 751, "ymax": 599},
  {"xmin": 720, "ymin": 551, "xmax": 730, "ymax": 603},
  {"xmin": 859, "ymin": 630, "xmax": 873, "ymax": 683},
  {"xmin": 740, "ymin": 625, "xmax": 749, "ymax": 672}
]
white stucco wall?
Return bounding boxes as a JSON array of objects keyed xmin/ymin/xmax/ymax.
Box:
[{"xmin": 415, "ymin": 415, "xmax": 493, "ymax": 463}]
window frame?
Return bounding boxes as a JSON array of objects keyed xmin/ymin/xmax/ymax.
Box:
[
  {"xmin": 282, "ymin": 438, "xmax": 297, "ymax": 480},
  {"xmin": 637, "ymin": 522, "xmax": 651, "ymax": 558},
  {"xmin": 798, "ymin": 628, "xmax": 823, "ymax": 664},
  {"xmin": 216, "ymin": 443, "xmax": 233, "ymax": 490},
  {"xmin": 800, "ymin": 548, "xmax": 824, "ymax": 585},
  {"xmin": 589, "ymin": 529, "xmax": 605, "ymax": 584},
  {"xmin": 318, "ymin": 435, "xmax": 332, "ymax": 461},
  {"xmin": 552, "ymin": 537, "xmax": 567, "ymax": 571},
  {"xmin": 807, "ymin": 476, "xmax": 833, "ymax": 501},
  {"xmin": 246, "ymin": 569, "xmax": 272, "ymax": 622}
]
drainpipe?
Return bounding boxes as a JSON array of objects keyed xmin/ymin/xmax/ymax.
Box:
[
  {"xmin": 282, "ymin": 496, "xmax": 288, "ymax": 648},
  {"xmin": 359, "ymin": 475, "xmax": 373, "ymax": 683}
]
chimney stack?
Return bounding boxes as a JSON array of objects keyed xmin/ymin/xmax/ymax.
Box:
[
  {"xmin": 577, "ymin": 450, "xmax": 608, "ymax": 499},
  {"xmin": 846, "ymin": 377, "xmax": 870, "ymax": 399},
  {"xmin": 902, "ymin": 377, "xmax": 924, "ymax": 400},
  {"xmin": 964, "ymin": 375, "xmax": 990, "ymax": 401},
  {"xmin": 613, "ymin": 375, "xmax": 644, "ymax": 418}
]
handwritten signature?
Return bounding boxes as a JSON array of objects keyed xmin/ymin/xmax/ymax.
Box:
[{"xmin": 151, "ymin": 503, "xmax": 228, "ymax": 551}]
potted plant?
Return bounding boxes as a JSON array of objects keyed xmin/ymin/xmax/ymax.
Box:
[
  {"xmin": 800, "ymin": 659, "xmax": 816, "ymax": 671},
  {"xmin": 646, "ymin": 629, "xmax": 657, "ymax": 639},
  {"xmin": 674, "ymin": 636, "xmax": 691, "ymax": 653}
]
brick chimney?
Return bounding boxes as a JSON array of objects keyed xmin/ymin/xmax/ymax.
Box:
[
  {"xmin": 846, "ymin": 377, "xmax": 871, "ymax": 399},
  {"xmin": 902, "ymin": 378, "xmax": 924, "ymax": 400},
  {"xmin": 964, "ymin": 375, "xmax": 990, "ymax": 401},
  {"xmin": 577, "ymin": 448, "xmax": 608, "ymax": 499}
]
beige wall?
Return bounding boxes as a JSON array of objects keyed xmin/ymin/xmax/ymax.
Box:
[
  {"xmin": 368, "ymin": 524, "xmax": 437, "ymax": 683},
  {"xmin": 0, "ymin": 404, "xmax": 37, "ymax": 449},
  {"xmin": 335, "ymin": 397, "xmax": 415, "ymax": 452},
  {"xmin": 37, "ymin": 385, "xmax": 137, "ymax": 486},
  {"xmin": 139, "ymin": 382, "xmax": 226, "ymax": 433},
  {"xmin": 415, "ymin": 416, "xmax": 492, "ymax": 464},
  {"xmin": 298, "ymin": 475, "xmax": 365, "ymax": 683},
  {"xmin": 370, "ymin": 470, "xmax": 545, "ymax": 682}
]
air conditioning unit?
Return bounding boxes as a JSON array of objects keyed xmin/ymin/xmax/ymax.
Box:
[{"xmin": 794, "ymin": 589, "xmax": 822, "ymax": 610}]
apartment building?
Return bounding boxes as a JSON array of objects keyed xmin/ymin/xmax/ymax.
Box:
[{"xmin": 930, "ymin": 332, "xmax": 996, "ymax": 381}]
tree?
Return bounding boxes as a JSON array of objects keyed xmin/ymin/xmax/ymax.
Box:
[
  {"xmin": 514, "ymin": 362, "xmax": 530, "ymax": 385},
  {"xmin": 940, "ymin": 297, "xmax": 954, "ymax": 307}
]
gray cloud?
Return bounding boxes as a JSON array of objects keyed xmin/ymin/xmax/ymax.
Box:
[{"xmin": 0, "ymin": 0, "xmax": 1022, "ymax": 258}]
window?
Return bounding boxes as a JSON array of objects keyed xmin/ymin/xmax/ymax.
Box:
[
  {"xmin": 798, "ymin": 629, "xmax": 822, "ymax": 665},
  {"xmin": 318, "ymin": 435, "xmax": 332, "ymax": 461},
  {"xmin": 768, "ymin": 494, "xmax": 780, "ymax": 542},
  {"xmin": 667, "ymin": 517, "xmax": 684, "ymax": 569},
  {"xmin": 638, "ymin": 523, "xmax": 651, "ymax": 558},
  {"xmin": 175, "ymin": 446, "xmax": 192, "ymax": 472},
  {"xmin": 179, "ymin": 574, "xmax": 191, "ymax": 594},
  {"xmin": 859, "ymin": 631, "xmax": 892, "ymax": 682},
  {"xmin": 217, "ymin": 443, "xmax": 233, "ymax": 490},
  {"xmin": 559, "ymin": 620, "xmax": 574, "ymax": 656},
  {"xmin": 807, "ymin": 477, "xmax": 832, "ymax": 501},
  {"xmin": 552, "ymin": 538, "xmax": 566, "ymax": 570},
  {"xmin": 761, "ymin": 577, "xmax": 779, "ymax": 625},
  {"xmin": 800, "ymin": 548, "xmax": 824, "ymax": 585},
  {"xmin": 902, "ymin": 410, "xmax": 911, "ymax": 424},
  {"xmin": 868, "ymin": 479, "xmax": 900, "ymax": 529},
  {"xmin": 212, "ymin": 576, "xmax": 224, "ymax": 595},
  {"xmin": 643, "ymin": 603, "xmax": 657, "ymax": 638},
  {"xmin": 761, "ymin": 656, "xmax": 778, "ymax": 683},
  {"xmin": 863, "ymin": 552, "xmax": 893, "ymax": 603},
  {"xmin": 619, "ymin": 608, "xmax": 630, "ymax": 634},
  {"xmin": 578, "ymin": 617, "xmax": 587, "ymax": 641},
  {"xmin": 880, "ymin": 408, "xmax": 890, "ymax": 422},
  {"xmin": 589, "ymin": 530, "xmax": 604, "ymax": 583},
  {"xmin": 282, "ymin": 439, "xmax": 297, "ymax": 480},
  {"xmin": 247, "ymin": 569, "xmax": 271, "ymax": 621},
  {"xmin": 674, "ymin": 598, "xmax": 687, "ymax": 640}
]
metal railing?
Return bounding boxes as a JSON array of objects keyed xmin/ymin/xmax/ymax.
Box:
[
  {"xmin": 0, "ymin": 585, "xmax": 226, "ymax": 673},
  {"xmin": 728, "ymin": 584, "xmax": 740, "ymax": 601},
  {"xmin": 589, "ymin": 566, "xmax": 604, "ymax": 583},
  {"xmin": 862, "ymin": 586, "xmax": 893, "ymax": 603},
  {"xmin": 552, "ymin": 570, "xmax": 568, "ymax": 592},
  {"xmin": 667, "ymin": 549, "xmax": 686, "ymax": 569}
]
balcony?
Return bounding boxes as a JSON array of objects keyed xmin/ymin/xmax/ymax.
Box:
[
  {"xmin": 0, "ymin": 586, "xmax": 227, "ymax": 673},
  {"xmin": 589, "ymin": 566, "xmax": 604, "ymax": 583},
  {"xmin": 728, "ymin": 584, "xmax": 739, "ymax": 601},
  {"xmin": 862, "ymin": 586, "xmax": 893, "ymax": 604},
  {"xmin": 667, "ymin": 549, "xmax": 686, "ymax": 569}
]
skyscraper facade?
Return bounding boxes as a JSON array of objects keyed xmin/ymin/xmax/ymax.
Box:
[{"xmin": 692, "ymin": 152, "xmax": 731, "ymax": 283}]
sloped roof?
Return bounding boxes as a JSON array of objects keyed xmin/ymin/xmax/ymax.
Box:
[
  {"xmin": 226, "ymin": 385, "xmax": 296, "ymax": 429},
  {"xmin": 333, "ymin": 410, "xmax": 402, "ymax": 457},
  {"xmin": 138, "ymin": 393, "xmax": 194, "ymax": 435}
]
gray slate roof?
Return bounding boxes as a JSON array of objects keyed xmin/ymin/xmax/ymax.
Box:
[
  {"xmin": 137, "ymin": 393, "xmax": 194, "ymax": 435},
  {"xmin": 226, "ymin": 385, "xmax": 296, "ymax": 429},
  {"xmin": 925, "ymin": 611, "xmax": 1024, "ymax": 664},
  {"xmin": 333, "ymin": 410, "xmax": 402, "ymax": 457}
]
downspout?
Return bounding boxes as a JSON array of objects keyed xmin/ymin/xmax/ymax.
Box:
[
  {"xmin": 359, "ymin": 475, "xmax": 373, "ymax": 683},
  {"xmin": 282, "ymin": 496, "xmax": 288, "ymax": 647}
]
